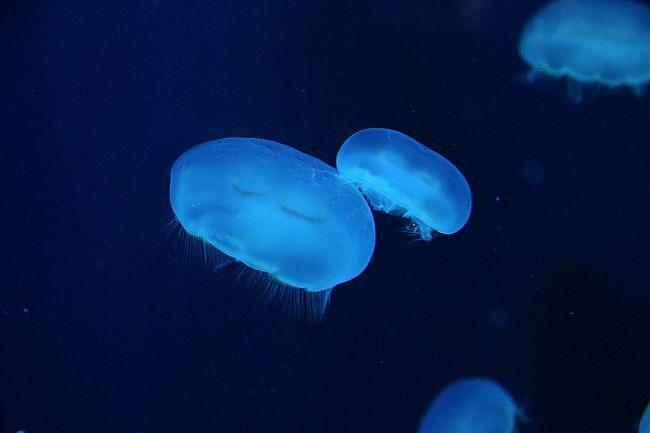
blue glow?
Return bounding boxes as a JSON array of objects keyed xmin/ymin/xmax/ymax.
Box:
[
  {"xmin": 417, "ymin": 377, "xmax": 516, "ymax": 433},
  {"xmin": 336, "ymin": 128, "xmax": 471, "ymax": 240},
  {"xmin": 170, "ymin": 138, "xmax": 375, "ymax": 316},
  {"xmin": 519, "ymin": 0, "xmax": 650, "ymax": 97},
  {"xmin": 641, "ymin": 402, "xmax": 650, "ymax": 433}
]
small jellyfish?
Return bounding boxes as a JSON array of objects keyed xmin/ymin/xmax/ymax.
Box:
[
  {"xmin": 336, "ymin": 128, "xmax": 471, "ymax": 241},
  {"xmin": 519, "ymin": 0, "xmax": 650, "ymax": 101},
  {"xmin": 641, "ymin": 401, "xmax": 650, "ymax": 433},
  {"xmin": 417, "ymin": 377, "xmax": 517, "ymax": 433},
  {"xmin": 169, "ymin": 137, "xmax": 375, "ymax": 320}
]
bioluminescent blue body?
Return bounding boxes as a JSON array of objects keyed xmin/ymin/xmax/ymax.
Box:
[
  {"xmin": 417, "ymin": 377, "xmax": 516, "ymax": 433},
  {"xmin": 519, "ymin": 0, "xmax": 650, "ymax": 99},
  {"xmin": 170, "ymin": 137, "xmax": 375, "ymax": 318},
  {"xmin": 336, "ymin": 128, "xmax": 471, "ymax": 241},
  {"xmin": 641, "ymin": 401, "xmax": 650, "ymax": 433}
]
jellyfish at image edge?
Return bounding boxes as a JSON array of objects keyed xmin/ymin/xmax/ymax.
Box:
[
  {"xmin": 417, "ymin": 377, "xmax": 517, "ymax": 433},
  {"xmin": 169, "ymin": 137, "xmax": 376, "ymax": 321},
  {"xmin": 519, "ymin": 0, "xmax": 650, "ymax": 101},
  {"xmin": 336, "ymin": 128, "xmax": 471, "ymax": 241},
  {"xmin": 641, "ymin": 401, "xmax": 650, "ymax": 433}
]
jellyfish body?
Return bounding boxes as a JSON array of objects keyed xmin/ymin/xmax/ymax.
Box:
[
  {"xmin": 336, "ymin": 128, "xmax": 471, "ymax": 241},
  {"xmin": 519, "ymin": 0, "xmax": 650, "ymax": 100},
  {"xmin": 170, "ymin": 137, "xmax": 375, "ymax": 317},
  {"xmin": 641, "ymin": 401, "xmax": 650, "ymax": 433},
  {"xmin": 417, "ymin": 377, "xmax": 516, "ymax": 433}
]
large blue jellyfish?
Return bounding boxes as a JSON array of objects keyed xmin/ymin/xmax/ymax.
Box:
[
  {"xmin": 641, "ymin": 401, "xmax": 650, "ymax": 433},
  {"xmin": 417, "ymin": 377, "xmax": 517, "ymax": 433},
  {"xmin": 519, "ymin": 0, "xmax": 650, "ymax": 101},
  {"xmin": 336, "ymin": 128, "xmax": 471, "ymax": 241},
  {"xmin": 170, "ymin": 137, "xmax": 375, "ymax": 320}
]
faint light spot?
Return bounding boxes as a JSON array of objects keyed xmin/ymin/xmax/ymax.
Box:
[
  {"xmin": 487, "ymin": 307, "xmax": 509, "ymax": 329},
  {"xmin": 521, "ymin": 160, "xmax": 545, "ymax": 184}
]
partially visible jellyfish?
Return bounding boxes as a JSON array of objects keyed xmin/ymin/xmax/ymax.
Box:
[
  {"xmin": 417, "ymin": 377, "xmax": 517, "ymax": 433},
  {"xmin": 641, "ymin": 401, "xmax": 650, "ymax": 433},
  {"xmin": 519, "ymin": 0, "xmax": 650, "ymax": 101},
  {"xmin": 336, "ymin": 128, "xmax": 471, "ymax": 241},
  {"xmin": 169, "ymin": 137, "xmax": 375, "ymax": 320}
]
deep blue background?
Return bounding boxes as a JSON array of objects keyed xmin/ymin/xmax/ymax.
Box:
[{"xmin": 1, "ymin": 1, "xmax": 649, "ymax": 432}]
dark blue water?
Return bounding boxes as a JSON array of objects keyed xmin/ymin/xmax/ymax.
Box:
[{"xmin": 1, "ymin": 1, "xmax": 649, "ymax": 432}]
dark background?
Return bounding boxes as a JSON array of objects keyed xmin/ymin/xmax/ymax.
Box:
[{"xmin": 1, "ymin": 1, "xmax": 649, "ymax": 432}]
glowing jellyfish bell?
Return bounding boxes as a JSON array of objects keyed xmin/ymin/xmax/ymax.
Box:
[
  {"xmin": 417, "ymin": 377, "xmax": 517, "ymax": 433},
  {"xmin": 519, "ymin": 0, "xmax": 650, "ymax": 101},
  {"xmin": 336, "ymin": 128, "xmax": 471, "ymax": 241},
  {"xmin": 641, "ymin": 401, "xmax": 650, "ymax": 433},
  {"xmin": 169, "ymin": 137, "xmax": 375, "ymax": 320}
]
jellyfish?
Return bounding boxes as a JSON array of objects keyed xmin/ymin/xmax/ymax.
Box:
[
  {"xmin": 417, "ymin": 377, "xmax": 517, "ymax": 433},
  {"xmin": 169, "ymin": 137, "xmax": 375, "ymax": 320},
  {"xmin": 519, "ymin": 0, "xmax": 650, "ymax": 101},
  {"xmin": 641, "ymin": 401, "xmax": 650, "ymax": 433},
  {"xmin": 336, "ymin": 128, "xmax": 471, "ymax": 241}
]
